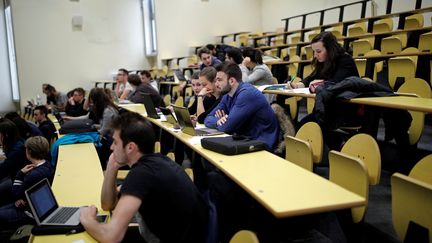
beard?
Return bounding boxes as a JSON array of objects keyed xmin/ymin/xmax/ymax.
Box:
[{"xmin": 220, "ymin": 82, "xmax": 231, "ymax": 96}]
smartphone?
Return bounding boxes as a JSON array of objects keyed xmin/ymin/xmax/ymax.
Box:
[{"xmin": 96, "ymin": 214, "xmax": 108, "ymax": 223}]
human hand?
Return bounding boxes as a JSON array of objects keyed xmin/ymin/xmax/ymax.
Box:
[
  {"xmin": 79, "ymin": 205, "xmax": 98, "ymax": 225},
  {"xmin": 198, "ymin": 87, "xmax": 211, "ymax": 97},
  {"xmin": 21, "ymin": 164, "xmax": 35, "ymax": 174},
  {"xmin": 216, "ymin": 114, "xmax": 229, "ymax": 126},
  {"xmin": 68, "ymin": 97, "xmax": 75, "ymax": 105},
  {"xmin": 309, "ymin": 79, "xmax": 324, "ymax": 93},
  {"xmin": 242, "ymin": 57, "xmax": 251, "ymax": 66},
  {"xmin": 15, "ymin": 199, "xmax": 27, "ymax": 208},
  {"xmin": 107, "ymin": 153, "xmax": 123, "ymax": 170},
  {"xmin": 215, "ymin": 109, "xmax": 226, "ymax": 119}
]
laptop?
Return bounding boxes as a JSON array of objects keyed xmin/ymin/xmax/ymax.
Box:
[
  {"xmin": 159, "ymin": 107, "xmax": 177, "ymax": 124},
  {"xmin": 174, "ymin": 70, "xmax": 187, "ymax": 83},
  {"xmin": 172, "ymin": 105, "xmax": 223, "ymax": 136},
  {"xmin": 141, "ymin": 93, "xmax": 160, "ymax": 119},
  {"xmin": 52, "ymin": 110, "xmax": 65, "ymax": 125},
  {"xmin": 25, "ymin": 178, "xmax": 81, "ymax": 226}
]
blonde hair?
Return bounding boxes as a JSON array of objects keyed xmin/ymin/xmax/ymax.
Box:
[{"xmin": 25, "ymin": 136, "xmax": 49, "ymax": 160}]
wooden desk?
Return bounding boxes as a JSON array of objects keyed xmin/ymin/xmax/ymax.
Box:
[
  {"xmin": 30, "ymin": 143, "xmax": 104, "ymax": 243},
  {"xmin": 119, "ymin": 104, "xmax": 365, "ymax": 218}
]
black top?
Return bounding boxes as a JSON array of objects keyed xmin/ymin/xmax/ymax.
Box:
[
  {"xmin": 0, "ymin": 139, "xmax": 29, "ymax": 181},
  {"xmin": 188, "ymin": 96, "xmax": 198, "ymax": 115},
  {"xmin": 302, "ymin": 53, "xmax": 359, "ymax": 87},
  {"xmin": 121, "ymin": 153, "xmax": 208, "ymax": 243},
  {"xmin": 130, "ymin": 83, "xmax": 164, "ymax": 108},
  {"xmin": 197, "ymin": 95, "xmax": 221, "ymax": 124},
  {"xmin": 65, "ymin": 99, "xmax": 88, "ymax": 117},
  {"xmin": 12, "ymin": 161, "xmax": 54, "ymax": 200},
  {"xmin": 38, "ymin": 119, "xmax": 57, "ymax": 141}
]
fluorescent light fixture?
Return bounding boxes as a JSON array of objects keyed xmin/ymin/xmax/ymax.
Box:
[
  {"xmin": 4, "ymin": 0, "xmax": 20, "ymax": 101},
  {"xmin": 142, "ymin": 0, "xmax": 157, "ymax": 56}
]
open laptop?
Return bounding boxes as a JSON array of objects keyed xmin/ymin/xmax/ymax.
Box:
[
  {"xmin": 25, "ymin": 178, "xmax": 81, "ymax": 226},
  {"xmin": 159, "ymin": 107, "xmax": 177, "ymax": 124},
  {"xmin": 174, "ymin": 70, "xmax": 187, "ymax": 83},
  {"xmin": 172, "ymin": 105, "xmax": 223, "ymax": 136},
  {"xmin": 52, "ymin": 110, "xmax": 65, "ymax": 125},
  {"xmin": 141, "ymin": 93, "xmax": 160, "ymax": 119}
]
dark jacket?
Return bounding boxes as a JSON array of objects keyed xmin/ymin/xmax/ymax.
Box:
[
  {"xmin": 0, "ymin": 139, "xmax": 29, "ymax": 181},
  {"xmin": 130, "ymin": 83, "xmax": 164, "ymax": 107},
  {"xmin": 65, "ymin": 99, "xmax": 88, "ymax": 117}
]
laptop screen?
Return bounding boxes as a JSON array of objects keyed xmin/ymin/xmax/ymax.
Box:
[
  {"xmin": 141, "ymin": 94, "xmax": 160, "ymax": 119},
  {"xmin": 26, "ymin": 179, "xmax": 58, "ymax": 223}
]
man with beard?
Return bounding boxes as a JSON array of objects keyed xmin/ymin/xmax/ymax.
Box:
[{"xmin": 204, "ymin": 62, "xmax": 279, "ymax": 150}]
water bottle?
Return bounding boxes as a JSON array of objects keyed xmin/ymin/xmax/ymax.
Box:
[{"xmin": 36, "ymin": 94, "xmax": 42, "ymax": 105}]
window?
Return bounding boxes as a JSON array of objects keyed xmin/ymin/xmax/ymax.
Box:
[
  {"xmin": 4, "ymin": 0, "xmax": 19, "ymax": 101},
  {"xmin": 142, "ymin": 0, "xmax": 157, "ymax": 56}
]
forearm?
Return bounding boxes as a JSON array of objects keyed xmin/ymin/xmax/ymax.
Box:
[
  {"xmin": 196, "ymin": 96, "xmax": 205, "ymax": 117},
  {"xmin": 101, "ymin": 166, "xmax": 119, "ymax": 211}
]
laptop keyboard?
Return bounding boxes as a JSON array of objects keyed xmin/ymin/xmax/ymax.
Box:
[{"xmin": 47, "ymin": 207, "xmax": 79, "ymax": 224}]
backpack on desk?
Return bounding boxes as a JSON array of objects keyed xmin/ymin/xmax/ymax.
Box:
[
  {"xmin": 59, "ymin": 119, "xmax": 96, "ymax": 134},
  {"xmin": 201, "ymin": 135, "xmax": 267, "ymax": 155}
]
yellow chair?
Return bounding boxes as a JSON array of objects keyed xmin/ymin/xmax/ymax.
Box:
[
  {"xmin": 185, "ymin": 86, "xmax": 193, "ymax": 97},
  {"xmin": 397, "ymin": 78, "xmax": 431, "ymax": 145},
  {"xmin": 409, "ymin": 154, "xmax": 432, "ymax": 185},
  {"xmin": 174, "ymin": 96, "xmax": 184, "ymax": 107},
  {"xmin": 418, "ymin": 31, "xmax": 432, "ymax": 53},
  {"xmin": 380, "ymin": 36, "xmax": 402, "ymax": 55},
  {"xmin": 167, "ymin": 152, "xmax": 175, "ymax": 161},
  {"xmin": 355, "ymin": 59, "xmax": 367, "ymax": 78},
  {"xmin": 304, "ymin": 45, "xmax": 313, "ymax": 60},
  {"xmin": 163, "ymin": 94, "xmax": 171, "ymax": 106},
  {"xmin": 285, "ymin": 136, "xmax": 314, "ymax": 171},
  {"xmin": 291, "ymin": 34, "xmax": 301, "ymax": 44},
  {"xmin": 187, "ymin": 55, "xmax": 198, "ymax": 66},
  {"xmin": 391, "ymin": 173, "xmax": 432, "ymax": 243},
  {"xmin": 364, "ymin": 49, "xmax": 383, "ymax": 81},
  {"xmin": 388, "ymin": 57, "xmax": 416, "ymax": 90},
  {"xmin": 372, "ymin": 18, "xmax": 393, "ymax": 33},
  {"xmin": 348, "ymin": 22, "xmax": 367, "ymax": 36},
  {"xmin": 404, "ymin": 13, "xmax": 424, "ymax": 30},
  {"xmin": 352, "ymin": 39, "xmax": 373, "ymax": 56},
  {"xmin": 184, "ymin": 168, "xmax": 194, "ymax": 181},
  {"xmin": 284, "ymin": 77, "xmax": 302, "ymax": 119},
  {"xmin": 229, "ymin": 230, "xmax": 259, "ymax": 243},
  {"xmin": 238, "ymin": 33, "xmax": 249, "ymax": 47},
  {"xmin": 303, "ymin": 64, "xmax": 313, "ymax": 79},
  {"xmin": 341, "ymin": 133, "xmax": 381, "ymax": 185},
  {"xmin": 329, "ymin": 150, "xmax": 369, "ymax": 223},
  {"xmin": 187, "ymin": 95, "xmax": 196, "ymax": 109},
  {"xmin": 296, "ymin": 121, "xmax": 323, "ymax": 165},
  {"xmin": 401, "ymin": 47, "xmax": 419, "ymax": 66}
]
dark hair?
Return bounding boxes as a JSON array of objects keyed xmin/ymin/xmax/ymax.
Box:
[
  {"xmin": 118, "ymin": 68, "xmax": 129, "ymax": 76},
  {"xmin": 4, "ymin": 112, "xmax": 32, "ymax": 139},
  {"xmin": 43, "ymin": 84, "xmax": 56, "ymax": 94},
  {"xmin": 139, "ymin": 70, "xmax": 151, "ymax": 78},
  {"xmin": 74, "ymin": 87, "xmax": 85, "ymax": 96},
  {"xmin": 198, "ymin": 47, "xmax": 211, "ymax": 58},
  {"xmin": 191, "ymin": 71, "xmax": 200, "ymax": 80},
  {"xmin": 34, "ymin": 105, "xmax": 49, "ymax": 118},
  {"xmin": 110, "ymin": 112, "xmax": 155, "ymax": 154},
  {"xmin": 310, "ymin": 31, "xmax": 345, "ymax": 79},
  {"xmin": 199, "ymin": 67, "xmax": 217, "ymax": 83},
  {"xmin": 128, "ymin": 74, "xmax": 142, "ymax": 86},
  {"xmin": 242, "ymin": 47, "xmax": 263, "ymax": 64},
  {"xmin": 88, "ymin": 88, "xmax": 116, "ymax": 120},
  {"xmin": 226, "ymin": 47, "xmax": 244, "ymax": 64},
  {"xmin": 0, "ymin": 118, "xmax": 20, "ymax": 152},
  {"xmin": 206, "ymin": 44, "xmax": 216, "ymax": 51},
  {"xmin": 25, "ymin": 136, "xmax": 49, "ymax": 160},
  {"xmin": 215, "ymin": 62, "xmax": 242, "ymax": 82}
]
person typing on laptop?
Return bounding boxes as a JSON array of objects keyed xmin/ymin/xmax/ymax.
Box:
[
  {"xmin": 80, "ymin": 112, "xmax": 208, "ymax": 243},
  {"xmin": 0, "ymin": 136, "xmax": 54, "ymax": 228}
]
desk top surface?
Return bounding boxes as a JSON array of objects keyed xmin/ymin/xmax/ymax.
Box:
[{"xmin": 120, "ymin": 104, "xmax": 365, "ymax": 218}]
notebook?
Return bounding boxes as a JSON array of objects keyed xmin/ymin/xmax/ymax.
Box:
[
  {"xmin": 25, "ymin": 178, "xmax": 81, "ymax": 226},
  {"xmin": 172, "ymin": 105, "xmax": 223, "ymax": 136},
  {"xmin": 141, "ymin": 94, "xmax": 160, "ymax": 119}
]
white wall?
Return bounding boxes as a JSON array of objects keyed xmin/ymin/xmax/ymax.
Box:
[
  {"xmin": 260, "ymin": 0, "xmax": 432, "ymax": 32},
  {"xmin": 11, "ymin": 0, "xmax": 151, "ymax": 106},
  {"xmin": 0, "ymin": 1, "xmax": 16, "ymax": 113},
  {"xmin": 154, "ymin": 0, "xmax": 262, "ymax": 66}
]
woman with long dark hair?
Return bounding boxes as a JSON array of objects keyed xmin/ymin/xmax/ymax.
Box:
[
  {"xmin": 88, "ymin": 88, "xmax": 118, "ymax": 138},
  {"xmin": 290, "ymin": 31, "xmax": 358, "ymax": 92}
]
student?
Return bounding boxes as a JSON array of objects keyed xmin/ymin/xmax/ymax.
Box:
[
  {"xmin": 187, "ymin": 71, "xmax": 203, "ymax": 115},
  {"xmin": 88, "ymin": 88, "xmax": 118, "ymax": 138},
  {"xmin": 42, "ymin": 84, "xmax": 68, "ymax": 111},
  {"xmin": 196, "ymin": 67, "xmax": 222, "ymax": 124},
  {"xmin": 0, "ymin": 136, "xmax": 54, "ymax": 228},
  {"xmin": 139, "ymin": 70, "xmax": 159, "ymax": 92},
  {"xmin": 289, "ymin": 31, "xmax": 359, "ymax": 91},
  {"xmin": 4, "ymin": 112, "xmax": 43, "ymax": 139},
  {"xmin": 33, "ymin": 105, "xmax": 57, "ymax": 142},
  {"xmin": 225, "ymin": 47, "xmax": 248, "ymax": 81},
  {"xmin": 204, "ymin": 62, "xmax": 279, "ymax": 150},
  {"xmin": 198, "ymin": 47, "xmax": 222, "ymax": 70},
  {"xmin": 0, "ymin": 119, "xmax": 28, "ymax": 206},
  {"xmin": 128, "ymin": 74, "xmax": 163, "ymax": 107},
  {"xmin": 114, "ymin": 68, "xmax": 133, "ymax": 100},
  {"xmin": 65, "ymin": 87, "xmax": 88, "ymax": 117},
  {"xmin": 241, "ymin": 47, "xmax": 273, "ymax": 86},
  {"xmin": 80, "ymin": 112, "xmax": 208, "ymax": 243}
]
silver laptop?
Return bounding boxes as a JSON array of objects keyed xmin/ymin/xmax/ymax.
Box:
[
  {"xmin": 172, "ymin": 105, "xmax": 223, "ymax": 136},
  {"xmin": 25, "ymin": 178, "xmax": 81, "ymax": 226}
]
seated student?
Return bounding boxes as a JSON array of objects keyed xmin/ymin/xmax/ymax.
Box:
[
  {"xmin": 225, "ymin": 47, "xmax": 249, "ymax": 81},
  {"xmin": 196, "ymin": 67, "xmax": 222, "ymax": 124},
  {"xmin": 0, "ymin": 136, "xmax": 54, "ymax": 228},
  {"xmin": 139, "ymin": 70, "xmax": 159, "ymax": 92},
  {"xmin": 198, "ymin": 47, "xmax": 222, "ymax": 70},
  {"xmin": 289, "ymin": 31, "xmax": 359, "ymax": 149},
  {"xmin": 0, "ymin": 119, "xmax": 28, "ymax": 206},
  {"xmin": 115, "ymin": 68, "xmax": 134, "ymax": 100},
  {"xmin": 88, "ymin": 88, "xmax": 118, "ymax": 138},
  {"xmin": 33, "ymin": 105, "xmax": 57, "ymax": 142},
  {"xmin": 65, "ymin": 87, "xmax": 88, "ymax": 117},
  {"xmin": 204, "ymin": 62, "xmax": 279, "ymax": 150},
  {"xmin": 80, "ymin": 112, "xmax": 208, "ymax": 243},
  {"xmin": 128, "ymin": 74, "xmax": 163, "ymax": 107},
  {"xmin": 241, "ymin": 47, "xmax": 273, "ymax": 86},
  {"xmin": 4, "ymin": 112, "xmax": 43, "ymax": 139},
  {"xmin": 42, "ymin": 84, "xmax": 68, "ymax": 111},
  {"xmin": 187, "ymin": 71, "xmax": 202, "ymax": 115}
]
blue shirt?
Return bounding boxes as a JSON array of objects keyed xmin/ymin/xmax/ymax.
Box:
[
  {"xmin": 204, "ymin": 82, "xmax": 279, "ymax": 149},
  {"xmin": 199, "ymin": 57, "xmax": 222, "ymax": 70}
]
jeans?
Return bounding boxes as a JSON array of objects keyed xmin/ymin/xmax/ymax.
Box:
[{"xmin": 0, "ymin": 203, "xmax": 33, "ymax": 229}]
